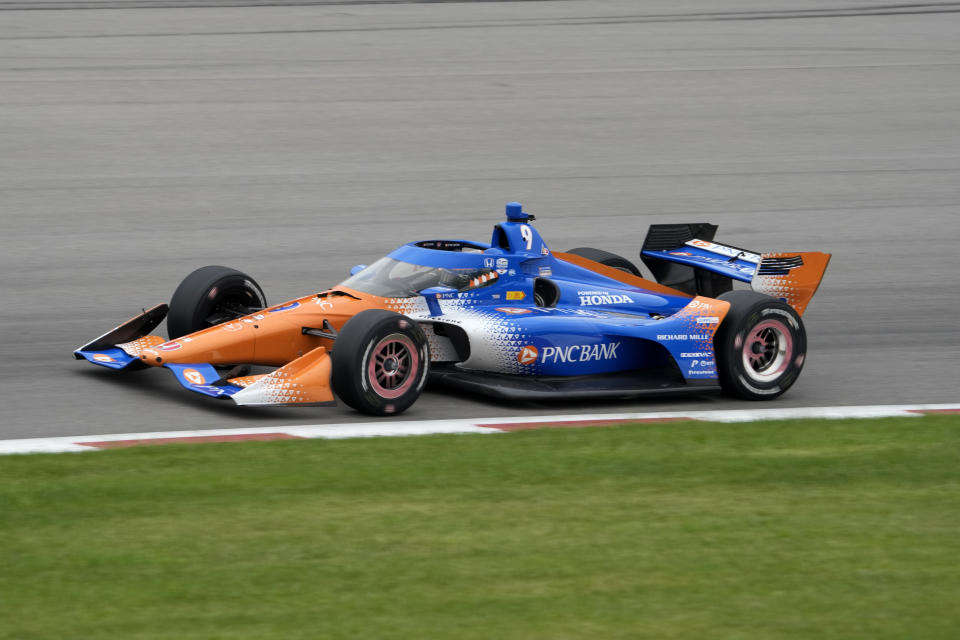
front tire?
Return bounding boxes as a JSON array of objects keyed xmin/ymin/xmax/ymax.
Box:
[
  {"xmin": 331, "ymin": 310, "xmax": 429, "ymax": 416},
  {"xmin": 714, "ymin": 291, "xmax": 806, "ymax": 400},
  {"xmin": 167, "ymin": 265, "xmax": 267, "ymax": 339}
]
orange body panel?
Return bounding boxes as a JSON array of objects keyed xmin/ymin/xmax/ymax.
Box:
[
  {"xmin": 752, "ymin": 251, "xmax": 832, "ymax": 316},
  {"xmin": 553, "ymin": 251, "xmax": 693, "ymax": 298},
  {"xmin": 134, "ymin": 288, "xmax": 392, "ymax": 368},
  {"xmin": 230, "ymin": 346, "xmax": 335, "ymax": 406}
]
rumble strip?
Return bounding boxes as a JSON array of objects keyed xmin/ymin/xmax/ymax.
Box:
[{"xmin": 1, "ymin": 404, "xmax": 957, "ymax": 455}]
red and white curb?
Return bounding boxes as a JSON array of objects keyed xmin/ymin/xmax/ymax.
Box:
[{"xmin": 2, "ymin": 403, "xmax": 958, "ymax": 456}]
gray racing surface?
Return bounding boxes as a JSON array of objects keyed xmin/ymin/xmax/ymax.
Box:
[{"xmin": 2, "ymin": 0, "xmax": 958, "ymax": 438}]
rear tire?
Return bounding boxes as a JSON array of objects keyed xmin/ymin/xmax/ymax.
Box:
[
  {"xmin": 566, "ymin": 247, "xmax": 644, "ymax": 277},
  {"xmin": 167, "ymin": 266, "xmax": 267, "ymax": 339},
  {"xmin": 714, "ymin": 290, "xmax": 806, "ymax": 400},
  {"xmin": 331, "ymin": 310, "xmax": 429, "ymax": 416}
]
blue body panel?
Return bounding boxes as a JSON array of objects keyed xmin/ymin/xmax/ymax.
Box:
[
  {"xmin": 164, "ymin": 363, "xmax": 242, "ymax": 398},
  {"xmin": 641, "ymin": 245, "xmax": 758, "ymax": 282},
  {"xmin": 75, "ymin": 347, "xmax": 140, "ymax": 370},
  {"xmin": 401, "ymin": 224, "xmax": 724, "ymax": 382}
]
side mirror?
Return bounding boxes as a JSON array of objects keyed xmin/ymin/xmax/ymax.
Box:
[
  {"xmin": 349, "ymin": 264, "xmax": 367, "ymax": 276},
  {"xmin": 419, "ymin": 286, "xmax": 456, "ymax": 316}
]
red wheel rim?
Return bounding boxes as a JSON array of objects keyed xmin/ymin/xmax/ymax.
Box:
[
  {"xmin": 741, "ymin": 319, "xmax": 792, "ymax": 382},
  {"xmin": 367, "ymin": 333, "xmax": 419, "ymax": 399}
]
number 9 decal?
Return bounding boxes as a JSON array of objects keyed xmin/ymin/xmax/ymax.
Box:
[{"xmin": 520, "ymin": 225, "xmax": 533, "ymax": 251}]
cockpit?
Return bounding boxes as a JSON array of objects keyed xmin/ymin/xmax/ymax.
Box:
[{"xmin": 339, "ymin": 257, "xmax": 496, "ymax": 298}]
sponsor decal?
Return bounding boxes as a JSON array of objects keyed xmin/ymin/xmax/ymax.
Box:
[
  {"xmin": 497, "ymin": 307, "xmax": 532, "ymax": 315},
  {"xmin": 670, "ymin": 251, "xmax": 693, "ymax": 256},
  {"xmin": 686, "ymin": 239, "xmax": 761, "ymax": 264},
  {"xmin": 658, "ymin": 334, "xmax": 710, "ymax": 341},
  {"xmin": 496, "ymin": 257, "xmax": 509, "ymax": 269},
  {"xmin": 269, "ymin": 302, "xmax": 301, "ymax": 313},
  {"xmin": 492, "ymin": 294, "xmax": 501, "ymax": 300},
  {"xmin": 680, "ymin": 352, "xmax": 711, "ymax": 358},
  {"xmin": 92, "ymin": 354, "xmax": 115, "ymax": 363},
  {"xmin": 183, "ymin": 368, "xmax": 206, "ymax": 385},
  {"xmin": 579, "ymin": 293, "xmax": 633, "ymax": 306},
  {"xmin": 508, "ymin": 269, "xmax": 516, "ymax": 276},
  {"xmin": 685, "ymin": 255, "xmax": 756, "ymax": 276},
  {"xmin": 539, "ymin": 266, "xmax": 552, "ymax": 277},
  {"xmin": 541, "ymin": 246, "xmax": 549, "ymax": 256},
  {"xmin": 156, "ymin": 341, "xmax": 182, "ymax": 351},
  {"xmin": 539, "ymin": 342, "xmax": 621, "ymax": 364},
  {"xmin": 506, "ymin": 291, "xmax": 525, "ymax": 301},
  {"xmin": 315, "ymin": 298, "xmax": 334, "ymax": 310},
  {"xmin": 195, "ymin": 385, "xmax": 226, "ymax": 396},
  {"xmin": 223, "ymin": 322, "xmax": 244, "ymax": 332},
  {"xmin": 483, "ymin": 257, "xmax": 495, "ymax": 268},
  {"xmin": 517, "ymin": 345, "xmax": 539, "ymax": 365},
  {"xmin": 696, "ymin": 316, "xmax": 720, "ymax": 325}
]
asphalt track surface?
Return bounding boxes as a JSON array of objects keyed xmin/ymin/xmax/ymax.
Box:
[{"xmin": 1, "ymin": 0, "xmax": 958, "ymax": 439}]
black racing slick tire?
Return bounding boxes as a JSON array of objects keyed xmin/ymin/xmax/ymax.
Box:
[
  {"xmin": 566, "ymin": 247, "xmax": 644, "ymax": 277},
  {"xmin": 331, "ymin": 310, "xmax": 430, "ymax": 416},
  {"xmin": 714, "ymin": 290, "xmax": 807, "ymax": 400},
  {"xmin": 167, "ymin": 265, "xmax": 267, "ymax": 339}
]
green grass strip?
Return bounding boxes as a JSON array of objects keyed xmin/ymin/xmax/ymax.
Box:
[{"xmin": 2, "ymin": 415, "xmax": 959, "ymax": 639}]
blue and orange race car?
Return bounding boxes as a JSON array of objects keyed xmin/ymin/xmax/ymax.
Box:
[{"xmin": 75, "ymin": 203, "xmax": 830, "ymax": 415}]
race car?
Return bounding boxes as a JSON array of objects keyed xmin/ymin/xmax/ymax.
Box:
[{"xmin": 75, "ymin": 203, "xmax": 831, "ymax": 415}]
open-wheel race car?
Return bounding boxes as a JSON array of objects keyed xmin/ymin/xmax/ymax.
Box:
[{"xmin": 75, "ymin": 203, "xmax": 831, "ymax": 415}]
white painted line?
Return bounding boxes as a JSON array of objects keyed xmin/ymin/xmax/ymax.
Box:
[{"xmin": 0, "ymin": 403, "xmax": 957, "ymax": 456}]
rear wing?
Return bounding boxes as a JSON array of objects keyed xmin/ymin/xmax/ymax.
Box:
[{"xmin": 640, "ymin": 224, "xmax": 831, "ymax": 315}]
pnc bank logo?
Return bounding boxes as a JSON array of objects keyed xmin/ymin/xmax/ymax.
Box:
[
  {"xmin": 183, "ymin": 368, "xmax": 206, "ymax": 385},
  {"xmin": 517, "ymin": 345, "xmax": 539, "ymax": 365}
]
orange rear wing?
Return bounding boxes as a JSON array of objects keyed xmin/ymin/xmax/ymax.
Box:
[{"xmin": 751, "ymin": 252, "xmax": 832, "ymax": 316}]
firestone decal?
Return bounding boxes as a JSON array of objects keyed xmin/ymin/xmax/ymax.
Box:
[
  {"xmin": 497, "ymin": 307, "xmax": 532, "ymax": 315},
  {"xmin": 156, "ymin": 341, "xmax": 182, "ymax": 351},
  {"xmin": 92, "ymin": 354, "xmax": 115, "ymax": 363}
]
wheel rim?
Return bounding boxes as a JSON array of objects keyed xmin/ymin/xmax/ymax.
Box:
[
  {"xmin": 741, "ymin": 319, "xmax": 792, "ymax": 382},
  {"xmin": 367, "ymin": 333, "xmax": 419, "ymax": 399}
]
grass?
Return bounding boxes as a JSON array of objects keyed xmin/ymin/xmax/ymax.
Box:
[{"xmin": 1, "ymin": 415, "xmax": 959, "ymax": 639}]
